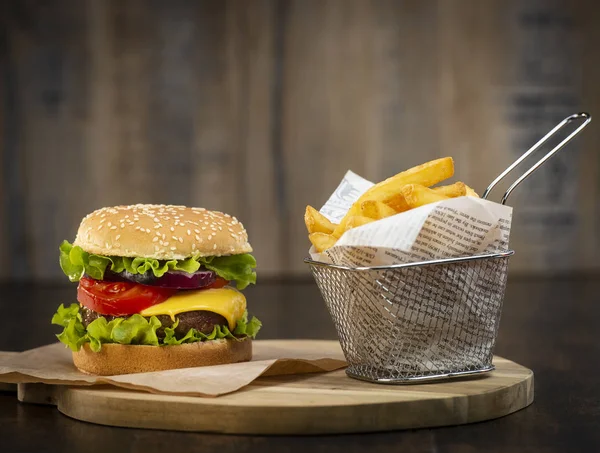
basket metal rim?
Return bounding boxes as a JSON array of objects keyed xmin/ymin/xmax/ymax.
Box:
[
  {"xmin": 345, "ymin": 364, "xmax": 495, "ymax": 384},
  {"xmin": 304, "ymin": 250, "xmax": 514, "ymax": 272}
]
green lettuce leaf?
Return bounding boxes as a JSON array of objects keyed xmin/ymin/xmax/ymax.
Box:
[
  {"xmin": 59, "ymin": 241, "xmax": 111, "ymax": 282},
  {"xmin": 233, "ymin": 310, "xmax": 262, "ymax": 337},
  {"xmin": 162, "ymin": 311, "xmax": 263, "ymax": 345},
  {"xmin": 113, "ymin": 256, "xmax": 201, "ymax": 278},
  {"xmin": 84, "ymin": 315, "xmax": 162, "ymax": 352},
  {"xmin": 51, "ymin": 303, "xmax": 88, "ymax": 352},
  {"xmin": 52, "ymin": 304, "xmax": 262, "ymax": 352},
  {"xmin": 59, "ymin": 240, "xmax": 256, "ymax": 289},
  {"xmin": 197, "ymin": 254, "xmax": 257, "ymax": 290}
]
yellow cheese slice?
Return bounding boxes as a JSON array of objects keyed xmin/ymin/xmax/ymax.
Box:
[{"xmin": 140, "ymin": 287, "xmax": 246, "ymax": 330}]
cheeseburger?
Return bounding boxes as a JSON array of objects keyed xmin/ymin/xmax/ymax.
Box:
[{"xmin": 52, "ymin": 204, "xmax": 261, "ymax": 375}]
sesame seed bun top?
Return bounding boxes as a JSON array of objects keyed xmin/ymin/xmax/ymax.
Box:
[{"xmin": 73, "ymin": 204, "xmax": 252, "ymax": 260}]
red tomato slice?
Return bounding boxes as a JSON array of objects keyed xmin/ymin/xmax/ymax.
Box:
[
  {"xmin": 207, "ymin": 277, "xmax": 229, "ymax": 289},
  {"xmin": 77, "ymin": 277, "xmax": 176, "ymax": 316}
]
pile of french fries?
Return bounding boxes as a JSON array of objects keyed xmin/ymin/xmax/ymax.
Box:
[{"xmin": 305, "ymin": 157, "xmax": 479, "ymax": 253}]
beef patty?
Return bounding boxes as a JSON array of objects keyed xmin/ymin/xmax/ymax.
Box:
[{"xmin": 80, "ymin": 305, "xmax": 230, "ymax": 340}]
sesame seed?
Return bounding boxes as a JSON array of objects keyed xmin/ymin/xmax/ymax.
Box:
[
  {"xmin": 164, "ymin": 241, "xmax": 169, "ymax": 246},
  {"xmin": 213, "ymin": 244, "xmax": 217, "ymax": 250},
  {"xmin": 194, "ymin": 229, "xmax": 200, "ymax": 234},
  {"xmin": 100, "ymin": 219, "xmax": 106, "ymax": 224},
  {"xmin": 114, "ymin": 243, "xmax": 121, "ymax": 248},
  {"xmin": 120, "ymin": 224, "xmax": 125, "ymax": 229},
  {"xmin": 135, "ymin": 226, "xmax": 140, "ymax": 230},
  {"xmin": 230, "ymin": 233, "xmax": 236, "ymax": 238},
  {"xmin": 162, "ymin": 234, "xmax": 166, "ymax": 239},
  {"xmin": 195, "ymin": 235, "xmax": 201, "ymax": 241},
  {"xmin": 155, "ymin": 245, "xmax": 160, "ymax": 252},
  {"xmin": 108, "ymin": 222, "xmax": 112, "ymax": 227},
  {"xmin": 201, "ymin": 227, "xmax": 206, "ymax": 230},
  {"xmin": 110, "ymin": 226, "xmax": 117, "ymax": 230},
  {"xmin": 170, "ymin": 246, "xmax": 176, "ymax": 251},
  {"xmin": 218, "ymin": 226, "xmax": 222, "ymax": 231},
  {"xmin": 100, "ymin": 213, "xmax": 106, "ymax": 218},
  {"xmin": 154, "ymin": 224, "xmax": 161, "ymax": 229},
  {"xmin": 178, "ymin": 237, "xmax": 183, "ymax": 243},
  {"xmin": 125, "ymin": 215, "xmax": 129, "ymax": 219},
  {"xmin": 172, "ymin": 235, "xmax": 178, "ymax": 241},
  {"xmin": 153, "ymin": 218, "xmax": 160, "ymax": 222},
  {"xmin": 170, "ymin": 227, "xmax": 175, "ymax": 232},
  {"xmin": 98, "ymin": 225, "xmax": 104, "ymax": 231},
  {"xmin": 187, "ymin": 229, "xmax": 191, "ymax": 236},
  {"xmin": 153, "ymin": 237, "xmax": 158, "ymax": 242},
  {"xmin": 116, "ymin": 235, "xmax": 121, "ymax": 240},
  {"xmin": 192, "ymin": 244, "xmax": 196, "ymax": 250}
]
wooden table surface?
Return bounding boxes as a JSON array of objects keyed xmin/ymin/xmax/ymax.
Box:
[{"xmin": 1, "ymin": 277, "xmax": 599, "ymax": 452}]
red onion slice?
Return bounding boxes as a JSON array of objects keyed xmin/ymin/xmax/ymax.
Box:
[
  {"xmin": 103, "ymin": 269, "xmax": 216, "ymax": 289},
  {"xmin": 151, "ymin": 270, "xmax": 216, "ymax": 289}
]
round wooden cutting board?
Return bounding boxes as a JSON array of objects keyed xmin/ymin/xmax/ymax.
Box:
[{"xmin": 17, "ymin": 341, "xmax": 534, "ymax": 435}]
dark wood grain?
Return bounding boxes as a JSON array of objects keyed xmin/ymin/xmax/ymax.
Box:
[
  {"xmin": 233, "ymin": 0, "xmax": 286, "ymax": 275},
  {"xmin": 1, "ymin": 276, "xmax": 600, "ymax": 451},
  {"xmin": 2, "ymin": 0, "xmax": 600, "ymax": 280},
  {"xmin": 575, "ymin": 0, "xmax": 600, "ymax": 270}
]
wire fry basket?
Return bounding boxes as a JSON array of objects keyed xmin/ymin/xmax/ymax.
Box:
[{"xmin": 305, "ymin": 113, "xmax": 591, "ymax": 384}]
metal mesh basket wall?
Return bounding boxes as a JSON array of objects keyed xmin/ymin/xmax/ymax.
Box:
[{"xmin": 307, "ymin": 254, "xmax": 511, "ymax": 383}]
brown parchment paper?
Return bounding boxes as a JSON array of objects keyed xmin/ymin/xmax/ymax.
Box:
[
  {"xmin": 0, "ymin": 351, "xmax": 19, "ymax": 391},
  {"xmin": 0, "ymin": 340, "xmax": 346, "ymax": 397}
]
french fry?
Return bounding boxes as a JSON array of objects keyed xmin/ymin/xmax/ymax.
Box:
[
  {"xmin": 332, "ymin": 215, "xmax": 350, "ymax": 238},
  {"xmin": 308, "ymin": 232, "xmax": 338, "ymax": 253},
  {"xmin": 360, "ymin": 200, "xmax": 397, "ymax": 220},
  {"xmin": 358, "ymin": 157, "xmax": 454, "ymax": 205},
  {"xmin": 401, "ymin": 184, "xmax": 449, "ymax": 209},
  {"xmin": 332, "ymin": 215, "xmax": 375, "ymax": 238},
  {"xmin": 464, "ymin": 184, "xmax": 480, "ymax": 197},
  {"xmin": 385, "ymin": 193, "xmax": 410, "ymax": 212},
  {"xmin": 432, "ymin": 181, "xmax": 467, "ymax": 198},
  {"xmin": 304, "ymin": 205, "xmax": 336, "ymax": 234},
  {"xmin": 345, "ymin": 215, "xmax": 375, "ymax": 230},
  {"xmin": 336, "ymin": 157, "xmax": 455, "ymax": 228}
]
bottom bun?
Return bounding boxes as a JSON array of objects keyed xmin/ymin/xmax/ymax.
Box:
[{"xmin": 72, "ymin": 338, "xmax": 252, "ymax": 376}]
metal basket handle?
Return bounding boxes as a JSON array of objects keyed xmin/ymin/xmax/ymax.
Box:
[{"xmin": 482, "ymin": 112, "xmax": 592, "ymax": 205}]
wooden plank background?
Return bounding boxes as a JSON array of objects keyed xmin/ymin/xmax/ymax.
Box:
[{"xmin": 1, "ymin": 0, "xmax": 599, "ymax": 280}]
